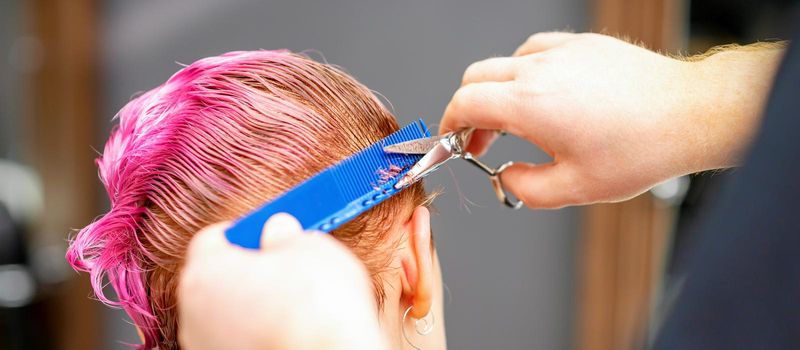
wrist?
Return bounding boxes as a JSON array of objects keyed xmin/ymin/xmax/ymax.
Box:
[{"xmin": 675, "ymin": 46, "xmax": 783, "ymax": 174}]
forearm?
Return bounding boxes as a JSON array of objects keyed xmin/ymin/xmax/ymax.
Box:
[{"xmin": 683, "ymin": 42, "xmax": 786, "ymax": 173}]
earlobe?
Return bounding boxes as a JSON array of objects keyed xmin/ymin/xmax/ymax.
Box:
[{"xmin": 402, "ymin": 206, "xmax": 433, "ymax": 319}]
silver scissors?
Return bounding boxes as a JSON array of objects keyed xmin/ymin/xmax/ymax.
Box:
[{"xmin": 384, "ymin": 128, "xmax": 523, "ymax": 209}]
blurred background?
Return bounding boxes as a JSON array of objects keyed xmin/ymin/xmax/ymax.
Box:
[{"xmin": 0, "ymin": 0, "xmax": 795, "ymax": 349}]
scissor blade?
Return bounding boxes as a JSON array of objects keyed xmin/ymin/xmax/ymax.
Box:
[
  {"xmin": 393, "ymin": 141, "xmax": 456, "ymax": 189},
  {"xmin": 383, "ymin": 135, "xmax": 446, "ymax": 154}
]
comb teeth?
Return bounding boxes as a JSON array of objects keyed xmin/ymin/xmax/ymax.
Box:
[
  {"xmin": 331, "ymin": 125, "xmax": 427, "ymax": 199},
  {"xmin": 225, "ymin": 119, "xmax": 430, "ymax": 249}
]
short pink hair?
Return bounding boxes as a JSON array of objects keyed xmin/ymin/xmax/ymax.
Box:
[{"xmin": 67, "ymin": 50, "xmax": 427, "ymax": 349}]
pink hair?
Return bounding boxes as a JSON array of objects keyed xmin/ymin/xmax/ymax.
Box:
[{"xmin": 66, "ymin": 50, "xmax": 427, "ymax": 349}]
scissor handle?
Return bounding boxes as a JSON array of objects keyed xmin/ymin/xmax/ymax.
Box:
[{"xmin": 463, "ymin": 153, "xmax": 524, "ymax": 209}]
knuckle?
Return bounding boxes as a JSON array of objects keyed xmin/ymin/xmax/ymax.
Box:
[
  {"xmin": 508, "ymin": 80, "xmax": 535, "ymax": 104},
  {"xmin": 530, "ymin": 50, "xmax": 554, "ymax": 63},
  {"xmin": 526, "ymin": 31, "xmax": 549, "ymax": 44},
  {"xmin": 452, "ymin": 84, "xmax": 481, "ymax": 110},
  {"xmin": 519, "ymin": 51, "xmax": 555, "ymax": 72},
  {"xmin": 462, "ymin": 61, "xmax": 482, "ymax": 84}
]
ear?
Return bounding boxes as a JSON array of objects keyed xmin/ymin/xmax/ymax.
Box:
[{"xmin": 400, "ymin": 206, "xmax": 433, "ymax": 319}]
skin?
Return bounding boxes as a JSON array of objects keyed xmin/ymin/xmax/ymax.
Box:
[
  {"xmin": 177, "ymin": 32, "xmax": 787, "ymax": 348},
  {"xmin": 178, "ymin": 209, "xmax": 446, "ymax": 350},
  {"xmin": 441, "ymin": 32, "xmax": 785, "ymax": 208}
]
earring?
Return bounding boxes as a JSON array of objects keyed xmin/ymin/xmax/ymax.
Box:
[{"xmin": 402, "ymin": 306, "xmax": 435, "ymax": 350}]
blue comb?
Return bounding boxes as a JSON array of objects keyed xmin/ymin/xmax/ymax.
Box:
[{"xmin": 225, "ymin": 119, "xmax": 430, "ymax": 249}]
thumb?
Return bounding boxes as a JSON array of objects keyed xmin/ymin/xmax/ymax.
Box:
[
  {"xmin": 501, "ymin": 162, "xmax": 576, "ymax": 209},
  {"xmin": 260, "ymin": 212, "xmax": 304, "ymax": 248}
]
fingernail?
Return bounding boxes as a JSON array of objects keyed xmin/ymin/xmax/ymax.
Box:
[{"xmin": 262, "ymin": 213, "xmax": 302, "ymax": 245}]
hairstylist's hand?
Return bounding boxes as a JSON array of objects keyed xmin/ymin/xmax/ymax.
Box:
[
  {"xmin": 442, "ymin": 32, "xmax": 783, "ymax": 208},
  {"xmin": 178, "ymin": 214, "xmax": 386, "ymax": 350}
]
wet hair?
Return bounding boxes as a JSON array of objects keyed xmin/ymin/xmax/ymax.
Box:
[{"xmin": 66, "ymin": 50, "xmax": 428, "ymax": 349}]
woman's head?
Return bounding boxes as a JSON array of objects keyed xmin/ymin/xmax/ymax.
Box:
[{"xmin": 67, "ymin": 51, "xmax": 445, "ymax": 349}]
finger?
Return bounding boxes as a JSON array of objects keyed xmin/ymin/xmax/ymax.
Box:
[
  {"xmin": 513, "ymin": 31, "xmax": 579, "ymax": 57},
  {"xmin": 260, "ymin": 212, "xmax": 304, "ymax": 248},
  {"xmin": 181, "ymin": 221, "xmax": 234, "ymax": 300},
  {"xmin": 462, "ymin": 56, "xmax": 521, "ymax": 86},
  {"xmin": 465, "ymin": 129, "xmax": 500, "ymax": 157},
  {"xmin": 185, "ymin": 221, "xmax": 233, "ymax": 260},
  {"xmin": 500, "ymin": 162, "xmax": 577, "ymax": 209},
  {"xmin": 439, "ymin": 82, "xmax": 518, "ymax": 135}
]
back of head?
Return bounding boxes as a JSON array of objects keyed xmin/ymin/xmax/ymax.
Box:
[{"xmin": 66, "ymin": 50, "xmax": 427, "ymax": 349}]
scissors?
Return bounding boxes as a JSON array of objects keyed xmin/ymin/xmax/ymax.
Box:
[{"xmin": 384, "ymin": 128, "xmax": 523, "ymax": 209}]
